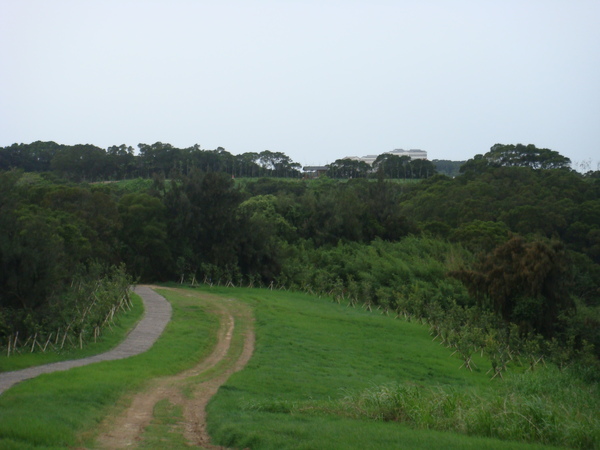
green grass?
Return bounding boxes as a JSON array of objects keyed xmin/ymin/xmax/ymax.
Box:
[
  {"xmin": 106, "ymin": 177, "xmax": 155, "ymax": 193},
  {"xmin": 198, "ymin": 286, "xmax": 595, "ymax": 449},
  {"xmin": 210, "ymin": 413, "xmax": 553, "ymax": 450},
  {"xmin": 138, "ymin": 399, "xmax": 189, "ymax": 449},
  {"xmin": 1, "ymin": 285, "xmax": 596, "ymax": 449},
  {"xmin": 0, "ymin": 289, "xmax": 219, "ymax": 449},
  {"xmin": 330, "ymin": 377, "xmax": 597, "ymax": 448},
  {"xmin": 0, "ymin": 293, "xmax": 144, "ymax": 373}
]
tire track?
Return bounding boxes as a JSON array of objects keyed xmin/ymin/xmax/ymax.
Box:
[{"xmin": 94, "ymin": 288, "xmax": 254, "ymax": 449}]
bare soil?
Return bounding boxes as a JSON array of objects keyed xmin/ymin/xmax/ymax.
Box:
[{"xmin": 94, "ymin": 287, "xmax": 255, "ymax": 449}]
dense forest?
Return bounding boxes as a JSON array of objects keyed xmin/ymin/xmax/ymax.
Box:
[{"xmin": 1, "ymin": 141, "xmax": 598, "ymax": 380}]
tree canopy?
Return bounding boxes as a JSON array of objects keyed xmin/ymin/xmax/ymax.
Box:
[
  {"xmin": 461, "ymin": 143, "xmax": 572, "ymax": 174},
  {"xmin": 0, "ymin": 142, "xmax": 304, "ymax": 180},
  {"xmin": 450, "ymin": 237, "xmax": 573, "ymax": 338},
  {"xmin": 1, "ymin": 141, "xmax": 599, "ymax": 370}
]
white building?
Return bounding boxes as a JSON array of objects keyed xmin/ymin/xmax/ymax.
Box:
[
  {"xmin": 389, "ymin": 149, "xmax": 428, "ymax": 160},
  {"xmin": 344, "ymin": 149, "xmax": 427, "ymax": 165}
]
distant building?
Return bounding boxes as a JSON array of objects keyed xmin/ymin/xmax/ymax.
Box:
[
  {"xmin": 389, "ymin": 148, "xmax": 428, "ymax": 160},
  {"xmin": 344, "ymin": 154, "xmax": 379, "ymax": 165},
  {"xmin": 344, "ymin": 149, "xmax": 428, "ymax": 165},
  {"xmin": 302, "ymin": 149, "xmax": 428, "ymax": 177},
  {"xmin": 302, "ymin": 165, "xmax": 328, "ymax": 178}
]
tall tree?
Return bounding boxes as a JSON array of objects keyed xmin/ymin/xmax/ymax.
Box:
[
  {"xmin": 51, "ymin": 144, "xmax": 107, "ymax": 181},
  {"xmin": 0, "ymin": 141, "xmax": 62, "ymax": 172},
  {"xmin": 137, "ymin": 142, "xmax": 186, "ymax": 177},
  {"xmin": 485, "ymin": 143, "xmax": 571, "ymax": 170},
  {"xmin": 118, "ymin": 193, "xmax": 171, "ymax": 281},
  {"xmin": 326, "ymin": 158, "xmax": 371, "ymax": 178},
  {"xmin": 450, "ymin": 237, "xmax": 573, "ymax": 338},
  {"xmin": 236, "ymin": 194, "xmax": 294, "ymax": 280},
  {"xmin": 162, "ymin": 170, "xmax": 245, "ymax": 279},
  {"xmin": 106, "ymin": 145, "xmax": 135, "ymax": 179},
  {"xmin": 373, "ymin": 154, "xmax": 409, "ymax": 178}
]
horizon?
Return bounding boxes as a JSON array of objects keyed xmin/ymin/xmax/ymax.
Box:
[{"xmin": 1, "ymin": 1, "xmax": 598, "ymax": 171}]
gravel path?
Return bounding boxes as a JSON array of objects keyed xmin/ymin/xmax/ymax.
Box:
[{"xmin": 0, "ymin": 285, "xmax": 172, "ymax": 395}]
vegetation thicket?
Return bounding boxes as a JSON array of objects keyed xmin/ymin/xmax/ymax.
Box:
[{"xmin": 0, "ymin": 141, "xmax": 599, "ymax": 446}]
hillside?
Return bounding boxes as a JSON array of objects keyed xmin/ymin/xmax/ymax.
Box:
[
  {"xmin": 200, "ymin": 286, "xmax": 597, "ymax": 449},
  {"xmin": 1, "ymin": 141, "xmax": 599, "ymax": 447},
  {"xmin": 3, "ymin": 285, "xmax": 597, "ymax": 448}
]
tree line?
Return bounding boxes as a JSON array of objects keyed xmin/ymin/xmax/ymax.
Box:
[
  {"xmin": 1, "ymin": 141, "xmax": 451, "ymax": 181},
  {"xmin": 0, "ymin": 141, "xmax": 303, "ymax": 181},
  {"xmin": 326, "ymin": 154, "xmax": 437, "ymax": 179},
  {"xmin": 0, "ymin": 142, "xmax": 598, "ymax": 379}
]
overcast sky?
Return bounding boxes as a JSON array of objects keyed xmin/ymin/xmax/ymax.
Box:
[{"xmin": 1, "ymin": 1, "xmax": 599, "ymax": 169}]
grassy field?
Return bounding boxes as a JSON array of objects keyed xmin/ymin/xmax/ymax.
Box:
[
  {"xmin": 0, "ymin": 288, "xmax": 220, "ymax": 449},
  {"xmin": 0, "ymin": 285, "xmax": 597, "ymax": 449},
  {"xmin": 200, "ymin": 286, "xmax": 597, "ymax": 450}
]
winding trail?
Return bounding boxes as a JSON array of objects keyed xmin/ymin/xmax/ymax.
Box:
[
  {"xmin": 0, "ymin": 285, "xmax": 172, "ymax": 395},
  {"xmin": 94, "ymin": 288, "xmax": 255, "ymax": 449},
  {"xmin": 0, "ymin": 286, "xmax": 254, "ymax": 448}
]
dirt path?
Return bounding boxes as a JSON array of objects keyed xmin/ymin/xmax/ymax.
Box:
[
  {"xmin": 0, "ymin": 285, "xmax": 171, "ymax": 395},
  {"xmin": 94, "ymin": 288, "xmax": 255, "ymax": 449}
]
